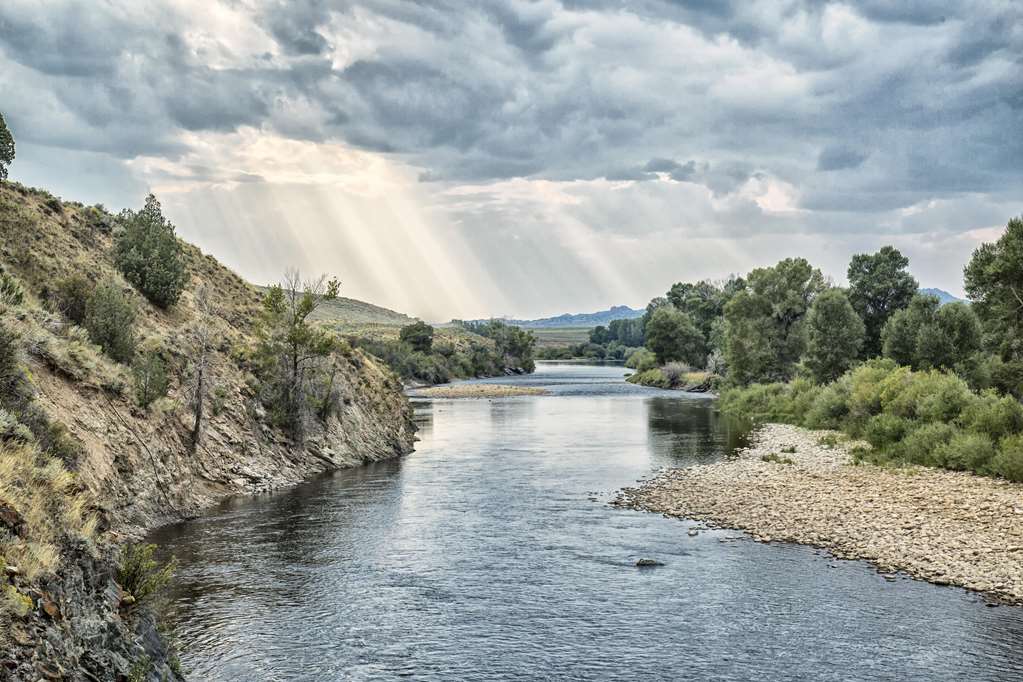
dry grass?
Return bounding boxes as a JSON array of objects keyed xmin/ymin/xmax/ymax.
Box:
[
  {"xmin": 413, "ymin": 384, "xmax": 548, "ymax": 398},
  {"xmin": 0, "ymin": 442, "xmax": 98, "ymax": 581}
]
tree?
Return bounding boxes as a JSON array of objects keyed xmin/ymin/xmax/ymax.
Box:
[
  {"xmin": 589, "ymin": 325, "xmax": 609, "ymax": 345},
  {"xmin": 666, "ymin": 280, "xmax": 726, "ymax": 342},
  {"xmin": 644, "ymin": 306, "xmax": 705, "ymax": 366},
  {"xmin": 0, "ymin": 112, "xmax": 14, "ymax": 181},
  {"xmin": 114, "ymin": 194, "xmax": 188, "ymax": 308},
  {"xmin": 607, "ymin": 317, "xmax": 644, "ymax": 347},
  {"xmin": 131, "ymin": 350, "xmax": 169, "ymax": 409},
  {"xmin": 187, "ymin": 285, "xmax": 217, "ymax": 448},
  {"xmin": 84, "ymin": 278, "xmax": 137, "ymax": 363},
  {"xmin": 803, "ymin": 288, "xmax": 865, "ymax": 383},
  {"xmin": 255, "ymin": 271, "xmax": 341, "ymax": 437},
  {"xmin": 723, "ymin": 258, "xmax": 826, "ymax": 384},
  {"xmin": 400, "ymin": 321, "xmax": 434, "ymax": 353},
  {"xmin": 882, "ymin": 294, "xmax": 982, "ymax": 371},
  {"xmin": 964, "ymin": 216, "xmax": 1023, "ymax": 360},
  {"xmin": 847, "ymin": 246, "xmax": 918, "ymax": 358}
]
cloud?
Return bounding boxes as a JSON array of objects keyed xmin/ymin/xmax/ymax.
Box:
[{"xmin": 0, "ymin": 0, "xmax": 1020, "ymax": 317}]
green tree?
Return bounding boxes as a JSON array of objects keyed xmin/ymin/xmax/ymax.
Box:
[
  {"xmin": 645, "ymin": 306, "xmax": 705, "ymax": 366},
  {"xmin": 131, "ymin": 350, "xmax": 169, "ymax": 409},
  {"xmin": 803, "ymin": 288, "xmax": 865, "ymax": 383},
  {"xmin": 882, "ymin": 295, "xmax": 981, "ymax": 371},
  {"xmin": 255, "ymin": 271, "xmax": 341, "ymax": 436},
  {"xmin": 0, "ymin": 112, "xmax": 14, "ymax": 181},
  {"xmin": 589, "ymin": 325, "xmax": 609, "ymax": 345},
  {"xmin": 723, "ymin": 258, "xmax": 826, "ymax": 385},
  {"xmin": 400, "ymin": 321, "xmax": 434, "ymax": 353},
  {"xmin": 667, "ymin": 280, "xmax": 726, "ymax": 342},
  {"xmin": 965, "ymin": 216, "xmax": 1023, "ymax": 360},
  {"xmin": 847, "ymin": 246, "xmax": 918, "ymax": 358},
  {"xmin": 84, "ymin": 278, "xmax": 137, "ymax": 363},
  {"xmin": 114, "ymin": 194, "xmax": 188, "ymax": 308},
  {"xmin": 607, "ymin": 317, "xmax": 644, "ymax": 347}
]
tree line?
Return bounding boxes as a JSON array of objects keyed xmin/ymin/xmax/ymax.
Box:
[{"xmin": 604, "ymin": 218, "xmax": 1023, "ymax": 400}]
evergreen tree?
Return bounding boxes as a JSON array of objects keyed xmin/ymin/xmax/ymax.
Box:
[
  {"xmin": 114, "ymin": 194, "xmax": 188, "ymax": 308},
  {"xmin": 0, "ymin": 112, "xmax": 14, "ymax": 181}
]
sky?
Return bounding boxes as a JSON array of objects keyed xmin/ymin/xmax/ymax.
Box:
[{"xmin": 1, "ymin": 1, "xmax": 1021, "ymax": 321}]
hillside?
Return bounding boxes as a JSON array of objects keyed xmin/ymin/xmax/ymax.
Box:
[
  {"xmin": 0, "ymin": 183, "xmax": 416, "ymax": 680},
  {"xmin": 285, "ymin": 290, "xmax": 416, "ymax": 327}
]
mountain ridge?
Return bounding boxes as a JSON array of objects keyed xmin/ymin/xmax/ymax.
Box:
[{"xmin": 464, "ymin": 305, "xmax": 644, "ymax": 329}]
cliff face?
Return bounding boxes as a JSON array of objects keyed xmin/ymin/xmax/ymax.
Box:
[{"xmin": 0, "ymin": 183, "xmax": 417, "ymax": 680}]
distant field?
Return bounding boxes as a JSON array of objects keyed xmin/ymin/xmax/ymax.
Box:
[
  {"xmin": 328, "ymin": 322, "xmax": 495, "ymax": 352},
  {"xmin": 529, "ymin": 326, "xmax": 591, "ymax": 348}
]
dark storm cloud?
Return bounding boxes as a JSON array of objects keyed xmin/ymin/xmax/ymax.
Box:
[
  {"xmin": 0, "ymin": 0, "xmax": 1020, "ymax": 223},
  {"xmin": 817, "ymin": 146, "xmax": 868, "ymax": 172}
]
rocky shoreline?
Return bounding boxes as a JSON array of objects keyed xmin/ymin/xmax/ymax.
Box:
[{"xmin": 616, "ymin": 423, "xmax": 1023, "ymax": 605}]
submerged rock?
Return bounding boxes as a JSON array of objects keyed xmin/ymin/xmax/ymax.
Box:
[{"xmin": 635, "ymin": 558, "xmax": 664, "ymax": 567}]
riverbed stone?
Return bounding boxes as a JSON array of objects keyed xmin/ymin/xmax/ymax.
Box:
[{"xmin": 618, "ymin": 423, "xmax": 1023, "ymax": 604}]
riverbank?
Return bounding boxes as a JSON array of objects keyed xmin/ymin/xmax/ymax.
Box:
[
  {"xmin": 626, "ymin": 367, "xmax": 717, "ymax": 393},
  {"xmin": 617, "ymin": 423, "xmax": 1023, "ymax": 604},
  {"xmin": 412, "ymin": 384, "xmax": 549, "ymax": 398}
]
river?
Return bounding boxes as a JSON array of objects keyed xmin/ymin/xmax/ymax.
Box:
[{"xmin": 150, "ymin": 363, "xmax": 1023, "ymax": 680}]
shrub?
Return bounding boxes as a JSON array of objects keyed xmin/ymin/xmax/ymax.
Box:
[
  {"xmin": 862, "ymin": 413, "xmax": 914, "ymax": 450},
  {"xmin": 131, "ymin": 350, "xmax": 169, "ymax": 409},
  {"xmin": 720, "ymin": 382, "xmax": 792, "ymax": 422},
  {"xmin": 84, "ymin": 279, "xmax": 136, "ymax": 363},
  {"xmin": 803, "ymin": 377, "xmax": 852, "ymax": 430},
  {"xmin": 625, "ymin": 348, "xmax": 657, "ymax": 372},
  {"xmin": 992, "ymin": 435, "xmax": 1023, "ymax": 482},
  {"xmin": 117, "ymin": 544, "xmax": 177, "ymax": 607},
  {"xmin": 761, "ymin": 453, "xmax": 795, "ymax": 464},
  {"xmin": 52, "ymin": 273, "xmax": 93, "ymax": 325},
  {"xmin": 627, "ymin": 368, "xmax": 669, "ymax": 388},
  {"xmin": 660, "ymin": 361, "xmax": 691, "ymax": 387},
  {"xmin": 900, "ymin": 422, "xmax": 957, "ymax": 466},
  {"xmin": 0, "ymin": 270, "xmax": 24, "ymax": 307},
  {"xmin": 934, "ymin": 432, "xmax": 996, "ymax": 472},
  {"xmin": 399, "ymin": 321, "xmax": 434, "ymax": 353},
  {"xmin": 114, "ymin": 194, "xmax": 187, "ymax": 308},
  {"xmin": 959, "ymin": 391, "xmax": 1023, "ymax": 442}
]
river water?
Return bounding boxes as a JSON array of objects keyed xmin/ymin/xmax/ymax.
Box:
[{"xmin": 150, "ymin": 363, "xmax": 1023, "ymax": 680}]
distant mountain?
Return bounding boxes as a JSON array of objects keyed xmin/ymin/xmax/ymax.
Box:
[
  {"xmin": 470, "ymin": 305, "xmax": 645, "ymax": 329},
  {"xmin": 921, "ymin": 288, "xmax": 965, "ymax": 305}
]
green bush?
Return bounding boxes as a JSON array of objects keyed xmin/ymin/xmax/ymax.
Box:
[
  {"xmin": 863, "ymin": 413, "xmax": 913, "ymax": 450},
  {"xmin": 625, "ymin": 348, "xmax": 657, "ymax": 372},
  {"xmin": 959, "ymin": 391, "xmax": 1023, "ymax": 442},
  {"xmin": 114, "ymin": 194, "xmax": 187, "ymax": 308},
  {"xmin": 118, "ymin": 543, "xmax": 177, "ymax": 607},
  {"xmin": 84, "ymin": 279, "xmax": 136, "ymax": 363},
  {"xmin": 934, "ymin": 432, "xmax": 996, "ymax": 472},
  {"xmin": 627, "ymin": 368, "xmax": 669, "ymax": 388},
  {"xmin": 52, "ymin": 273, "xmax": 92, "ymax": 325},
  {"xmin": 992, "ymin": 435, "xmax": 1023, "ymax": 482},
  {"xmin": 131, "ymin": 350, "xmax": 169, "ymax": 409},
  {"xmin": 399, "ymin": 321, "xmax": 434, "ymax": 353},
  {"xmin": 803, "ymin": 376, "xmax": 852, "ymax": 430},
  {"xmin": 900, "ymin": 422, "xmax": 957, "ymax": 466}
]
